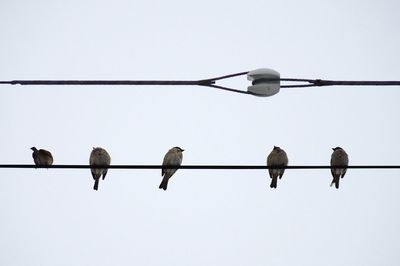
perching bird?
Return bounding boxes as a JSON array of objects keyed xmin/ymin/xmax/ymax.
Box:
[
  {"xmin": 330, "ymin": 147, "xmax": 348, "ymax": 189},
  {"xmin": 267, "ymin": 146, "xmax": 288, "ymax": 188},
  {"xmin": 159, "ymin": 146, "xmax": 184, "ymax": 190},
  {"xmin": 89, "ymin": 147, "xmax": 111, "ymax": 191},
  {"xmin": 31, "ymin": 147, "xmax": 53, "ymax": 167}
]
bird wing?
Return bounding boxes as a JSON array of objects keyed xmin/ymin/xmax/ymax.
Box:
[
  {"xmin": 89, "ymin": 152, "xmax": 96, "ymax": 165},
  {"xmin": 282, "ymin": 151, "xmax": 288, "ymax": 166},
  {"xmin": 103, "ymin": 152, "xmax": 111, "ymax": 165},
  {"xmin": 277, "ymin": 151, "xmax": 288, "ymax": 178},
  {"xmin": 162, "ymin": 150, "xmax": 181, "ymax": 177},
  {"xmin": 39, "ymin": 149, "xmax": 53, "ymax": 165},
  {"xmin": 267, "ymin": 152, "xmax": 275, "ymax": 178},
  {"xmin": 32, "ymin": 152, "xmax": 39, "ymax": 164},
  {"xmin": 39, "ymin": 149, "xmax": 53, "ymax": 158},
  {"xmin": 330, "ymin": 156, "xmax": 335, "ymax": 177},
  {"xmin": 162, "ymin": 150, "xmax": 172, "ymax": 176},
  {"xmin": 341, "ymin": 153, "xmax": 349, "ymax": 178}
]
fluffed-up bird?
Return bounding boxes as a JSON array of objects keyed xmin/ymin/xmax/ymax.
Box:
[
  {"xmin": 31, "ymin": 147, "xmax": 53, "ymax": 167},
  {"xmin": 89, "ymin": 147, "xmax": 111, "ymax": 191},
  {"xmin": 330, "ymin": 147, "xmax": 348, "ymax": 189},
  {"xmin": 267, "ymin": 146, "xmax": 288, "ymax": 188},
  {"xmin": 159, "ymin": 146, "xmax": 184, "ymax": 191}
]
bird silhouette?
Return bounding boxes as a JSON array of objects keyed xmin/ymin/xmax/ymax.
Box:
[
  {"xmin": 89, "ymin": 147, "xmax": 111, "ymax": 191},
  {"xmin": 159, "ymin": 147, "xmax": 184, "ymax": 190},
  {"xmin": 330, "ymin": 147, "xmax": 348, "ymax": 189},
  {"xmin": 31, "ymin": 147, "xmax": 53, "ymax": 167},
  {"xmin": 267, "ymin": 146, "xmax": 288, "ymax": 188}
]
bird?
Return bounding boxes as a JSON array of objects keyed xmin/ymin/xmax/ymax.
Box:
[
  {"xmin": 267, "ymin": 146, "xmax": 288, "ymax": 188},
  {"xmin": 31, "ymin": 147, "xmax": 53, "ymax": 167},
  {"xmin": 330, "ymin": 147, "xmax": 348, "ymax": 189},
  {"xmin": 159, "ymin": 146, "xmax": 184, "ymax": 190},
  {"xmin": 89, "ymin": 147, "xmax": 111, "ymax": 191}
]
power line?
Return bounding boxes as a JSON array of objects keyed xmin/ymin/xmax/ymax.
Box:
[
  {"xmin": 1, "ymin": 70, "xmax": 400, "ymax": 96},
  {"xmin": 1, "ymin": 80, "xmax": 204, "ymax": 86},
  {"xmin": 0, "ymin": 164, "xmax": 399, "ymax": 169},
  {"xmin": 2, "ymin": 78, "xmax": 400, "ymax": 88}
]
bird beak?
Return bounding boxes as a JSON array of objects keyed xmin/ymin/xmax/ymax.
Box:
[{"xmin": 332, "ymin": 148, "xmax": 335, "ymax": 151}]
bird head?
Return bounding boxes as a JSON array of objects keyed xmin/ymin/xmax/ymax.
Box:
[
  {"xmin": 30, "ymin": 147, "xmax": 38, "ymax": 151},
  {"xmin": 273, "ymin": 146, "xmax": 280, "ymax": 150},
  {"xmin": 174, "ymin": 147, "xmax": 184, "ymax": 152},
  {"xmin": 332, "ymin": 147, "xmax": 342, "ymax": 151}
]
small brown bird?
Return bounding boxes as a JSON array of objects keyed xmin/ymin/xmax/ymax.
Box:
[
  {"xmin": 330, "ymin": 147, "xmax": 348, "ymax": 189},
  {"xmin": 159, "ymin": 146, "xmax": 184, "ymax": 191},
  {"xmin": 267, "ymin": 146, "xmax": 288, "ymax": 188},
  {"xmin": 31, "ymin": 147, "xmax": 53, "ymax": 167},
  {"xmin": 89, "ymin": 147, "xmax": 111, "ymax": 191}
]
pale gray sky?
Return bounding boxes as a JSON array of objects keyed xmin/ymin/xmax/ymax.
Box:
[{"xmin": 1, "ymin": 1, "xmax": 400, "ymax": 265}]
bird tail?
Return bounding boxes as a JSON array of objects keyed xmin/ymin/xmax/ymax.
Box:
[
  {"xmin": 270, "ymin": 177, "xmax": 277, "ymax": 189},
  {"xmin": 159, "ymin": 177, "xmax": 169, "ymax": 191},
  {"xmin": 93, "ymin": 178, "xmax": 99, "ymax": 191},
  {"xmin": 330, "ymin": 176, "xmax": 339, "ymax": 189}
]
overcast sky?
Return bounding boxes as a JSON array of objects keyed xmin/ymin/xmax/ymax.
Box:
[{"xmin": 1, "ymin": 0, "xmax": 400, "ymax": 265}]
